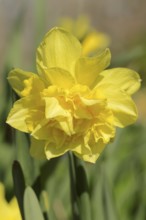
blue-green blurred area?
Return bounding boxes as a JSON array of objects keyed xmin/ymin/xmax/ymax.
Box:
[{"xmin": 0, "ymin": 0, "xmax": 146, "ymax": 220}]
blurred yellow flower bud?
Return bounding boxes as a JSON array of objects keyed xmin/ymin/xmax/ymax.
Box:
[{"xmin": 0, "ymin": 183, "xmax": 21, "ymax": 220}]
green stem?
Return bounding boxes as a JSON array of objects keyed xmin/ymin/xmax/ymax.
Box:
[
  {"xmin": 68, "ymin": 152, "xmax": 92, "ymax": 220},
  {"xmin": 73, "ymin": 155, "xmax": 92, "ymax": 220},
  {"xmin": 68, "ymin": 152, "xmax": 79, "ymax": 220}
]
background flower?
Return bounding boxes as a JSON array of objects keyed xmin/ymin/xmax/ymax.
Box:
[
  {"xmin": 59, "ymin": 15, "xmax": 110, "ymax": 55},
  {"xmin": 0, "ymin": 182, "xmax": 21, "ymax": 220}
]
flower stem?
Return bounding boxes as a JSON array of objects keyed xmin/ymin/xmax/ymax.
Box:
[
  {"xmin": 68, "ymin": 152, "xmax": 91, "ymax": 220},
  {"xmin": 68, "ymin": 152, "xmax": 80, "ymax": 220}
]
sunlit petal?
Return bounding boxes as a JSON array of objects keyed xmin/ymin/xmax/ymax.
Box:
[
  {"xmin": 7, "ymin": 68, "xmax": 34, "ymax": 97},
  {"xmin": 97, "ymin": 68, "xmax": 141, "ymax": 95},
  {"xmin": 6, "ymin": 99, "xmax": 29, "ymax": 132},
  {"xmin": 41, "ymin": 67, "xmax": 75, "ymax": 88},
  {"xmin": 75, "ymin": 49, "xmax": 111, "ymax": 88},
  {"xmin": 36, "ymin": 27, "xmax": 82, "ymax": 76}
]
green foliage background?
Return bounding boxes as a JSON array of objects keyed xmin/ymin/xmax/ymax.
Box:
[{"xmin": 0, "ymin": 1, "xmax": 146, "ymax": 219}]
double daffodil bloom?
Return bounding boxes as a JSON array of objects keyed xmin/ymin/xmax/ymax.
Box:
[
  {"xmin": 6, "ymin": 27, "xmax": 141, "ymax": 163},
  {"xmin": 0, "ymin": 183, "xmax": 21, "ymax": 220},
  {"xmin": 59, "ymin": 16, "xmax": 110, "ymax": 55}
]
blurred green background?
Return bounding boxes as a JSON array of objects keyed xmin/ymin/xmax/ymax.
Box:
[{"xmin": 0, "ymin": 0, "xmax": 146, "ymax": 220}]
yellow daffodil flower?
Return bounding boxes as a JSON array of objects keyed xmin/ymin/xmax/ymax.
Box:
[
  {"xmin": 0, "ymin": 183, "xmax": 22, "ymax": 220},
  {"xmin": 6, "ymin": 27, "xmax": 141, "ymax": 163},
  {"xmin": 59, "ymin": 16, "xmax": 110, "ymax": 56}
]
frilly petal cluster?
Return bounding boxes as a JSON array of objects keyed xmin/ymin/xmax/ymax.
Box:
[{"xmin": 6, "ymin": 27, "xmax": 141, "ymax": 163}]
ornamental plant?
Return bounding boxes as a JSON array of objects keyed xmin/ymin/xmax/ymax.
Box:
[{"xmin": 6, "ymin": 27, "xmax": 141, "ymax": 163}]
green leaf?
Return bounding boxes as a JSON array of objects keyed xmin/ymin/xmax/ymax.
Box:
[
  {"xmin": 12, "ymin": 160, "xmax": 25, "ymax": 220},
  {"xmin": 102, "ymin": 171, "xmax": 119, "ymax": 220},
  {"xmin": 15, "ymin": 131, "xmax": 40, "ymax": 186},
  {"xmin": 24, "ymin": 186, "xmax": 44, "ymax": 220}
]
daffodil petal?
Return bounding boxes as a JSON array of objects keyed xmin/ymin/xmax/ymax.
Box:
[
  {"xmin": 96, "ymin": 86, "xmax": 138, "ymax": 127},
  {"xmin": 6, "ymin": 99, "xmax": 29, "ymax": 132},
  {"xmin": 21, "ymin": 74, "xmax": 45, "ymax": 96},
  {"xmin": 6, "ymin": 96, "xmax": 44, "ymax": 133},
  {"xmin": 109, "ymin": 92, "xmax": 138, "ymax": 127},
  {"xmin": 72, "ymin": 142, "xmax": 91, "ymax": 156},
  {"xmin": 74, "ymin": 96, "xmax": 106, "ymax": 119},
  {"xmin": 75, "ymin": 48, "xmax": 111, "ymax": 88},
  {"xmin": 30, "ymin": 137, "xmax": 46, "ymax": 159},
  {"xmin": 31, "ymin": 120, "xmax": 51, "ymax": 140},
  {"xmin": 7, "ymin": 68, "xmax": 34, "ymax": 97},
  {"xmin": 97, "ymin": 68, "xmax": 141, "ymax": 95},
  {"xmin": 94, "ymin": 122, "xmax": 115, "ymax": 144},
  {"xmin": 36, "ymin": 27, "xmax": 82, "ymax": 76},
  {"xmin": 44, "ymin": 97, "xmax": 69, "ymax": 118},
  {"xmin": 73, "ymin": 140, "xmax": 105, "ymax": 163},
  {"xmin": 45, "ymin": 133, "xmax": 90, "ymax": 159},
  {"xmin": 45, "ymin": 141, "xmax": 68, "ymax": 159},
  {"xmin": 43, "ymin": 97, "xmax": 74, "ymax": 135},
  {"xmin": 42, "ymin": 67, "xmax": 75, "ymax": 88}
]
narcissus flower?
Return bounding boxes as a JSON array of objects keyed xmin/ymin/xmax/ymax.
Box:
[
  {"xmin": 0, "ymin": 183, "xmax": 22, "ymax": 220},
  {"xmin": 6, "ymin": 27, "xmax": 141, "ymax": 163},
  {"xmin": 59, "ymin": 16, "xmax": 110, "ymax": 55}
]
